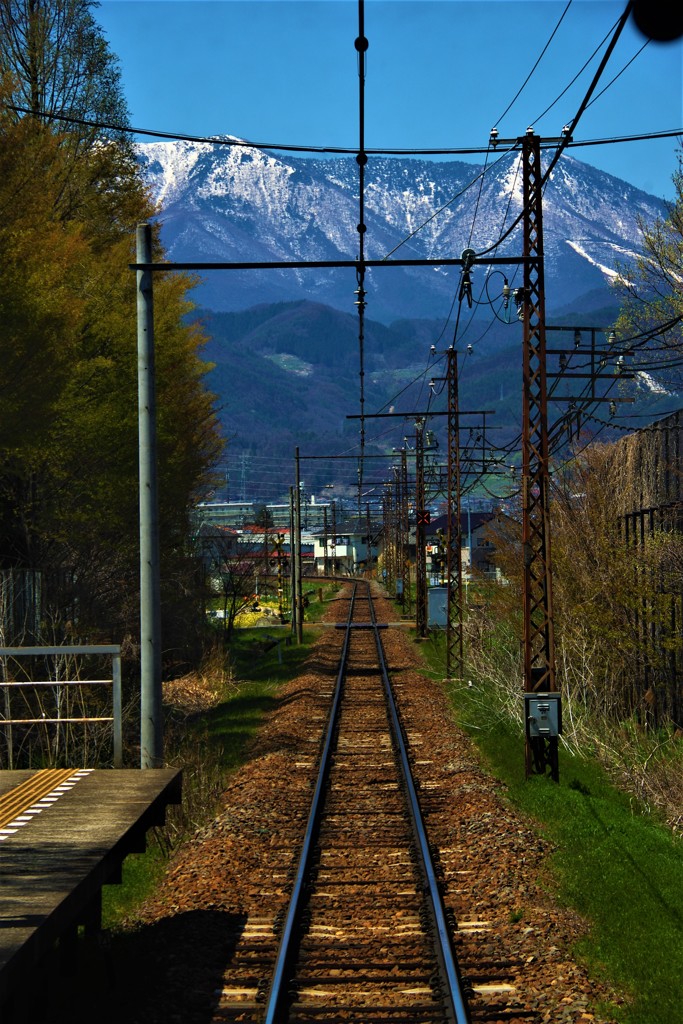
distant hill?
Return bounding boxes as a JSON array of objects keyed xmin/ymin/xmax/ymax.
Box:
[{"xmin": 195, "ymin": 297, "xmax": 661, "ymax": 503}]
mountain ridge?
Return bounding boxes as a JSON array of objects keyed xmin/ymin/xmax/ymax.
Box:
[{"xmin": 139, "ymin": 140, "xmax": 667, "ymax": 323}]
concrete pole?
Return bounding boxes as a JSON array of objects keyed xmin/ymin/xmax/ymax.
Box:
[
  {"xmin": 136, "ymin": 223, "xmax": 163, "ymax": 768},
  {"xmin": 295, "ymin": 448, "xmax": 304, "ymax": 644}
]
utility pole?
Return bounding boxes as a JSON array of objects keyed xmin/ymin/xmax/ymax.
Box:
[
  {"xmin": 275, "ymin": 533, "xmax": 285, "ymax": 621},
  {"xmin": 446, "ymin": 349, "xmax": 464, "ymax": 681},
  {"xmin": 400, "ymin": 448, "xmax": 410, "ymax": 611},
  {"xmin": 415, "ymin": 420, "xmax": 428, "ymax": 637},
  {"xmin": 136, "ymin": 223, "xmax": 163, "ymax": 769},
  {"xmin": 382, "ymin": 488, "xmax": 392, "ymax": 589},
  {"xmin": 392, "ymin": 467, "xmax": 403, "ymax": 597},
  {"xmin": 294, "ymin": 448, "xmax": 304, "ymax": 644},
  {"xmin": 520, "ymin": 132, "xmax": 560, "ymax": 782},
  {"xmin": 323, "ymin": 506, "xmax": 330, "ymax": 577},
  {"xmin": 289, "ymin": 486, "xmax": 297, "ymax": 640}
]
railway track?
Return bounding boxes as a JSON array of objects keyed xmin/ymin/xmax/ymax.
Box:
[
  {"xmin": 262, "ymin": 581, "xmax": 469, "ymax": 1024},
  {"xmin": 210, "ymin": 583, "xmax": 565, "ymax": 1024},
  {"xmin": 4, "ymin": 586, "xmax": 613, "ymax": 1023}
]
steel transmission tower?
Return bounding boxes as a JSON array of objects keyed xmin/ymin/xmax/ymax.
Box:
[
  {"xmin": 414, "ymin": 421, "xmax": 428, "ymax": 637},
  {"xmin": 521, "ymin": 132, "xmax": 559, "ymax": 781},
  {"xmin": 446, "ymin": 349, "xmax": 464, "ymax": 680}
]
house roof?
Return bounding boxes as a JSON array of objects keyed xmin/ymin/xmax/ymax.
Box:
[{"xmin": 427, "ymin": 511, "xmax": 496, "ymax": 535}]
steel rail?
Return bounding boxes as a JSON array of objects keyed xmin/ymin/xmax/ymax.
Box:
[
  {"xmin": 263, "ymin": 583, "xmax": 358, "ymax": 1024},
  {"xmin": 369, "ymin": 593, "xmax": 472, "ymax": 1024}
]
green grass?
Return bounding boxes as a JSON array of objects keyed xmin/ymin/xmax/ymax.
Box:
[
  {"xmin": 419, "ymin": 635, "xmax": 683, "ymax": 1024},
  {"xmin": 302, "ymin": 581, "xmax": 341, "ymax": 622},
  {"xmin": 102, "ymin": 627, "xmax": 318, "ymax": 929}
]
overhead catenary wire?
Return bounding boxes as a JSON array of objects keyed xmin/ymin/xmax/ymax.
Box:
[
  {"xmin": 492, "ymin": 0, "xmax": 574, "ymax": 130},
  {"xmin": 6, "ymin": 104, "xmax": 679, "ymax": 158},
  {"xmin": 530, "ymin": 14, "xmax": 625, "ymax": 127},
  {"xmin": 355, "ymin": 0, "xmax": 369, "ymax": 504},
  {"xmin": 473, "ymin": 1, "xmax": 637, "ymax": 263},
  {"xmin": 540, "ymin": 1, "xmax": 635, "ymax": 187}
]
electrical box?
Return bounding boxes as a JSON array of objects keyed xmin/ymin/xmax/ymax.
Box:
[
  {"xmin": 524, "ymin": 692, "xmax": 562, "ymax": 738},
  {"xmin": 428, "ymin": 586, "xmax": 447, "ymax": 628}
]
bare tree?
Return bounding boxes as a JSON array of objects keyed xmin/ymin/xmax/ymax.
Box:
[{"xmin": 0, "ymin": 0, "xmax": 130, "ymax": 143}]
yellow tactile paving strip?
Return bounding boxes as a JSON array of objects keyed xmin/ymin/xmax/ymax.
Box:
[{"xmin": 0, "ymin": 768, "xmax": 80, "ymax": 829}]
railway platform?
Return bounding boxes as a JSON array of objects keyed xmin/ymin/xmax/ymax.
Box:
[{"xmin": 0, "ymin": 767, "xmax": 181, "ymax": 1021}]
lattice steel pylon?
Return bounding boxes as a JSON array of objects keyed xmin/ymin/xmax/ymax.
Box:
[
  {"xmin": 446, "ymin": 349, "xmax": 464, "ymax": 680},
  {"xmin": 400, "ymin": 448, "xmax": 411, "ymax": 611},
  {"xmin": 415, "ymin": 421, "xmax": 428, "ymax": 637},
  {"xmin": 392, "ymin": 465, "xmax": 403, "ymax": 593},
  {"xmin": 383, "ymin": 486, "xmax": 395, "ymax": 590},
  {"xmin": 521, "ymin": 132, "xmax": 559, "ymax": 781}
]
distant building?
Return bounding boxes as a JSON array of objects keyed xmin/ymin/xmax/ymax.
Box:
[
  {"xmin": 193, "ymin": 496, "xmax": 335, "ymax": 531},
  {"xmin": 309, "ymin": 522, "xmax": 379, "ymax": 575},
  {"xmin": 425, "ymin": 511, "xmax": 500, "ymax": 581},
  {"xmin": 194, "ymin": 502, "xmax": 255, "ymax": 529},
  {"xmin": 194, "ymin": 522, "xmax": 240, "ymax": 574}
]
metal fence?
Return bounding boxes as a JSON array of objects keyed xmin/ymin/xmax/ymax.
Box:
[{"xmin": 0, "ymin": 645, "xmax": 122, "ymax": 768}]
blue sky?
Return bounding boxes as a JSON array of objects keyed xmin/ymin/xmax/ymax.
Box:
[{"xmin": 95, "ymin": 0, "xmax": 682, "ymax": 198}]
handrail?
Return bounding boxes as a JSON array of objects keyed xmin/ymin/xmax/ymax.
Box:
[{"xmin": 0, "ymin": 645, "xmax": 123, "ymax": 768}]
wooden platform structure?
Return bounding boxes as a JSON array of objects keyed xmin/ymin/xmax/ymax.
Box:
[{"xmin": 0, "ymin": 767, "xmax": 182, "ymax": 1021}]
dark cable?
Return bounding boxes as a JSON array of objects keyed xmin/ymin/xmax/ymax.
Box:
[
  {"xmin": 541, "ymin": 2, "xmax": 635, "ymax": 186},
  {"xmin": 493, "ymin": 0, "xmax": 573, "ymax": 129},
  {"xmin": 5, "ymin": 102, "xmax": 678, "ymax": 157},
  {"xmin": 355, "ymin": 0, "xmax": 369, "ymax": 505},
  {"xmin": 531, "ymin": 16, "xmax": 621, "ymax": 126}
]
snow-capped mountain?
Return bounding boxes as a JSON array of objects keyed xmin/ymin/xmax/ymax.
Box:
[{"xmin": 137, "ymin": 139, "xmax": 667, "ymax": 322}]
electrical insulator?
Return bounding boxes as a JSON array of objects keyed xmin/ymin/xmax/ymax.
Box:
[
  {"xmin": 459, "ymin": 272, "xmax": 472, "ymax": 307},
  {"xmin": 574, "ymin": 330, "xmax": 581, "ymax": 348},
  {"xmin": 609, "ymin": 401, "xmax": 617, "ymax": 417},
  {"xmin": 467, "ymin": 344, "xmax": 473, "ymax": 355},
  {"xmin": 513, "ymin": 288, "xmax": 526, "ymax": 321},
  {"xmin": 502, "ymin": 278, "xmax": 510, "ymax": 309}
]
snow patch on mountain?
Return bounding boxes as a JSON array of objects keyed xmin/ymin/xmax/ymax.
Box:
[
  {"xmin": 566, "ymin": 240, "xmax": 619, "ymax": 279},
  {"xmin": 637, "ymin": 371, "xmax": 672, "ymax": 396},
  {"xmin": 136, "ymin": 140, "xmax": 668, "ymax": 320}
]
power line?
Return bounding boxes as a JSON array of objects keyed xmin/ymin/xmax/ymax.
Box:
[
  {"xmin": 492, "ymin": 0, "xmax": 574, "ymax": 129},
  {"xmin": 5, "ymin": 102, "xmax": 679, "ymax": 157}
]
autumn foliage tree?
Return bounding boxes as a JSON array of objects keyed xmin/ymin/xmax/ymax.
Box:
[{"xmin": 0, "ymin": 1, "xmax": 222, "ymax": 658}]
